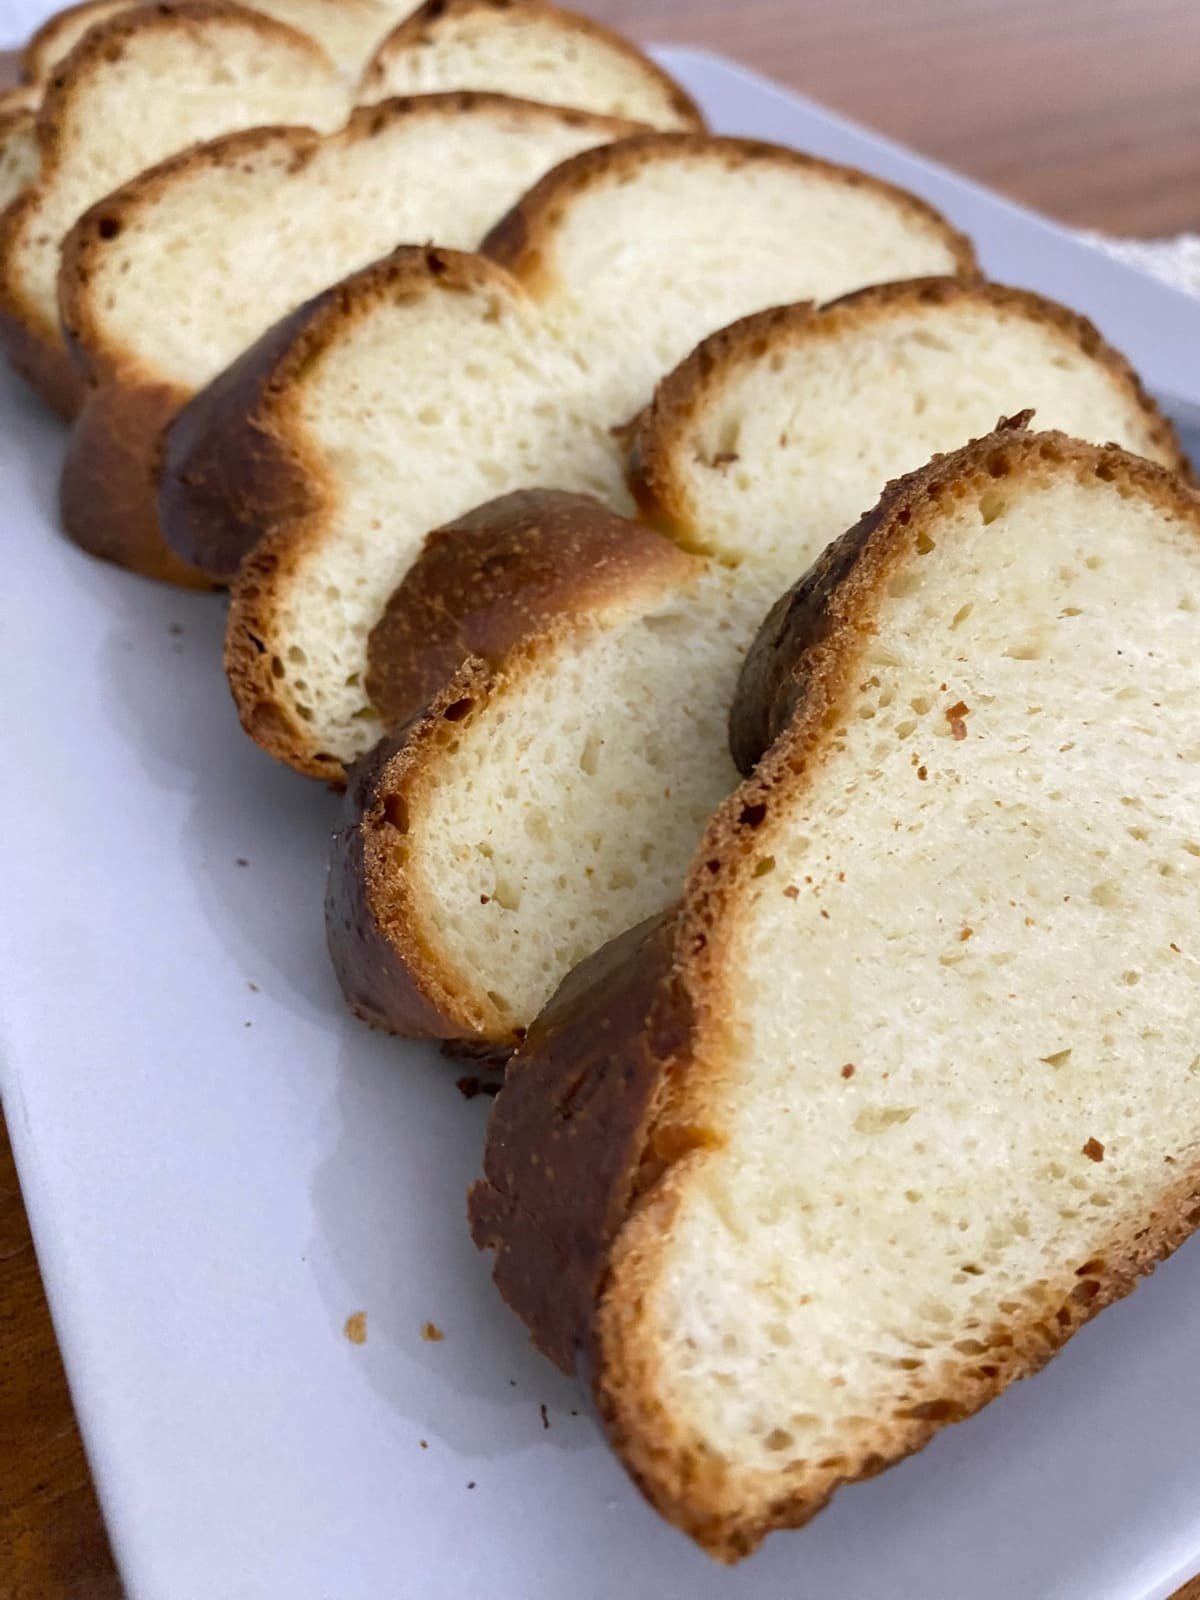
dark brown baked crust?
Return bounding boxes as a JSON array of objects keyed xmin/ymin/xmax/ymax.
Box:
[
  {"xmin": 359, "ymin": 0, "xmax": 706, "ymax": 131},
  {"xmin": 158, "ymin": 285, "xmax": 329, "ymax": 585},
  {"xmin": 482, "ymin": 133, "xmax": 979, "ymax": 289},
  {"xmin": 628, "ymin": 279, "xmax": 1191, "ymax": 548},
  {"xmin": 470, "ymin": 426, "xmax": 1200, "ymax": 1560},
  {"xmin": 329, "ymin": 488, "xmax": 696, "ymax": 1046},
  {"xmin": 468, "ymin": 909, "xmax": 681, "ymax": 1369},
  {"xmin": 366, "ymin": 487, "xmax": 693, "ymax": 728},
  {"xmin": 60, "ymin": 378, "xmax": 219, "ymax": 586}
]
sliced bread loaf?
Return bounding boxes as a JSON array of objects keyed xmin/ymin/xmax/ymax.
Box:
[
  {"xmin": 0, "ymin": 0, "xmax": 347, "ymax": 417},
  {"xmin": 59, "ymin": 95, "xmax": 639, "ymax": 587},
  {"xmin": 469, "ymin": 424, "xmax": 1200, "ymax": 1559},
  {"xmin": 158, "ymin": 134, "xmax": 976, "ymax": 777},
  {"xmin": 0, "ymin": 87, "xmax": 39, "ymax": 214},
  {"xmin": 325, "ymin": 281, "xmax": 1185, "ymax": 1051},
  {"xmin": 358, "ymin": 0, "xmax": 702, "ymax": 128}
]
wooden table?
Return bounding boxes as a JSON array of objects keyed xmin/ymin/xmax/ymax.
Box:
[{"xmin": 2, "ymin": 2, "xmax": 1199, "ymax": 1594}]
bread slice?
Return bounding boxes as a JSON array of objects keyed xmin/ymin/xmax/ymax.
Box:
[
  {"xmin": 327, "ymin": 489, "xmax": 749, "ymax": 1044},
  {"xmin": 469, "ymin": 423, "xmax": 1200, "ymax": 1560},
  {"xmin": 59, "ymin": 95, "xmax": 639, "ymax": 587},
  {"xmin": 358, "ymin": 0, "xmax": 702, "ymax": 128},
  {"xmin": 324, "ymin": 281, "xmax": 1186, "ymax": 1052},
  {"xmin": 158, "ymin": 134, "xmax": 976, "ymax": 777},
  {"xmin": 0, "ymin": 87, "xmax": 39, "ymax": 214},
  {"xmin": 0, "ymin": 0, "xmax": 347, "ymax": 417}
]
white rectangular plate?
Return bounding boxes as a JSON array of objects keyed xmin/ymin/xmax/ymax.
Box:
[{"xmin": 3, "ymin": 47, "xmax": 1200, "ymax": 1600}]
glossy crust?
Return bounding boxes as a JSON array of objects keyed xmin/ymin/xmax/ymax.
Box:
[
  {"xmin": 480, "ymin": 132, "xmax": 978, "ymax": 292},
  {"xmin": 628, "ymin": 280, "xmax": 1192, "ymax": 550},
  {"xmin": 470, "ymin": 425, "xmax": 1200, "ymax": 1560},
  {"xmin": 358, "ymin": 0, "xmax": 706, "ymax": 131},
  {"xmin": 0, "ymin": 1, "xmax": 331, "ymax": 417},
  {"xmin": 365, "ymin": 486, "xmax": 692, "ymax": 728},
  {"xmin": 61, "ymin": 95, "xmax": 638, "ymax": 587},
  {"xmin": 327, "ymin": 488, "xmax": 696, "ymax": 1047}
]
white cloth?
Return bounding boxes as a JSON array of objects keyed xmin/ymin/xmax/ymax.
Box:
[{"xmin": 1087, "ymin": 233, "xmax": 1200, "ymax": 299}]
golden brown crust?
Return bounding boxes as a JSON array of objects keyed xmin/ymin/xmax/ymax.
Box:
[
  {"xmin": 208, "ymin": 246, "xmax": 525, "ymax": 780},
  {"xmin": 629, "ymin": 278, "xmax": 1191, "ymax": 547},
  {"xmin": 366, "ymin": 487, "xmax": 693, "ymax": 728},
  {"xmin": 482, "ymin": 134, "xmax": 978, "ymax": 291},
  {"xmin": 471, "ymin": 425, "xmax": 1200, "ymax": 1560},
  {"xmin": 359, "ymin": 0, "xmax": 706, "ymax": 131},
  {"xmin": 330, "ymin": 488, "xmax": 696, "ymax": 1045},
  {"xmin": 326, "ymin": 718, "xmax": 493, "ymax": 1042},
  {"xmin": 20, "ymin": 0, "xmax": 136, "ymax": 83}
]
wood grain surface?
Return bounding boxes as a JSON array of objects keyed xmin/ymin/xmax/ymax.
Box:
[{"xmin": 2, "ymin": 1, "xmax": 1198, "ymax": 1595}]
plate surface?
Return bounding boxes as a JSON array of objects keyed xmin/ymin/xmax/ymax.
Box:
[{"xmin": 2, "ymin": 47, "xmax": 1200, "ymax": 1600}]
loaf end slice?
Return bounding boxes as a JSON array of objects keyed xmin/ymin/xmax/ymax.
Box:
[{"xmin": 471, "ymin": 426, "xmax": 1200, "ymax": 1559}]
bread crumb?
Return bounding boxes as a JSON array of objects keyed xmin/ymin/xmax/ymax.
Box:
[
  {"xmin": 959, "ymin": 927, "xmax": 973, "ymax": 941},
  {"xmin": 419, "ymin": 1439, "xmax": 427, "ymax": 1449},
  {"xmin": 247, "ymin": 981, "xmax": 259, "ymax": 992},
  {"xmin": 343, "ymin": 1311, "xmax": 367, "ymax": 1345},
  {"xmin": 421, "ymin": 1321, "xmax": 444, "ymax": 1342},
  {"xmin": 945, "ymin": 700, "xmax": 970, "ymax": 740},
  {"xmin": 841, "ymin": 1063, "xmax": 856, "ymax": 1079},
  {"xmin": 1082, "ymin": 1137, "xmax": 1105, "ymax": 1163},
  {"xmin": 540, "ymin": 1403, "xmax": 550, "ymax": 1430},
  {"xmin": 783, "ymin": 885, "xmax": 799, "ymax": 899}
]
